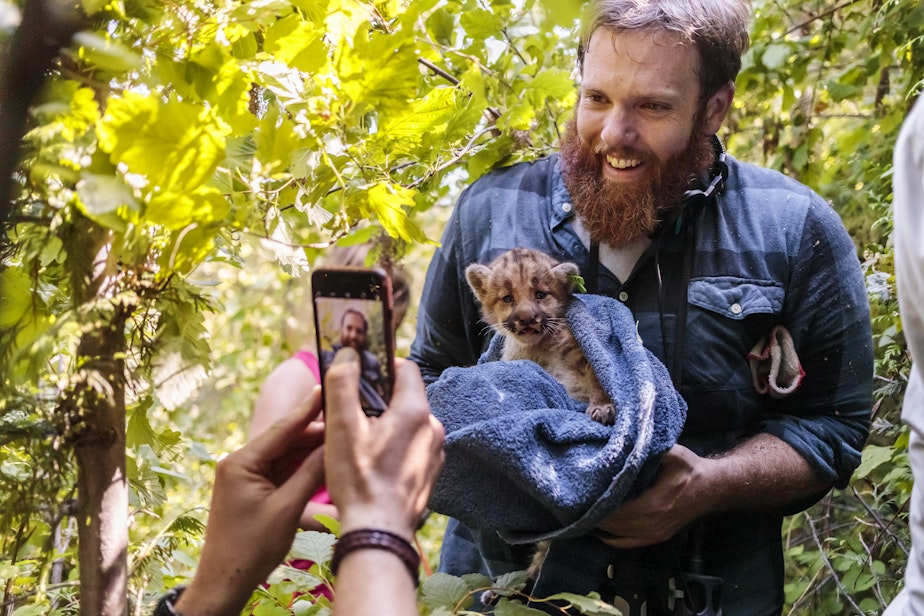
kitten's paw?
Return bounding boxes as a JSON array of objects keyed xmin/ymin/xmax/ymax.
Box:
[{"xmin": 587, "ymin": 403, "xmax": 616, "ymax": 426}]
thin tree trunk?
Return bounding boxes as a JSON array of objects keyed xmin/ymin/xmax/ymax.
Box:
[
  {"xmin": 61, "ymin": 232, "xmax": 131, "ymax": 616},
  {"xmin": 76, "ymin": 344, "xmax": 128, "ymax": 616},
  {"xmin": 72, "ymin": 308, "xmax": 129, "ymax": 616}
]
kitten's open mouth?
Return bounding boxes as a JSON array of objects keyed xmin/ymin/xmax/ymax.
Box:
[{"xmin": 518, "ymin": 327, "xmax": 541, "ymax": 336}]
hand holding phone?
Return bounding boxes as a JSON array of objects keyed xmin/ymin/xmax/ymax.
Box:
[{"xmin": 311, "ymin": 267, "xmax": 396, "ymax": 416}]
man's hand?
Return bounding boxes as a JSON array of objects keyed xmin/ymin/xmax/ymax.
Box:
[
  {"xmin": 598, "ymin": 445, "xmax": 710, "ymax": 549},
  {"xmin": 598, "ymin": 434, "xmax": 831, "ymax": 549}
]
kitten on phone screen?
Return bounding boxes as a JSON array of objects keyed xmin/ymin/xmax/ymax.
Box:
[{"xmin": 465, "ymin": 247, "xmax": 616, "ymax": 426}]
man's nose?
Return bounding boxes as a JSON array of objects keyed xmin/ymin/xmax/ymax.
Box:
[{"xmin": 600, "ymin": 107, "xmax": 636, "ymax": 149}]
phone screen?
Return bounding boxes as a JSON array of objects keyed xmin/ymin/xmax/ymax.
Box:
[{"xmin": 312, "ymin": 268, "xmax": 394, "ymax": 416}]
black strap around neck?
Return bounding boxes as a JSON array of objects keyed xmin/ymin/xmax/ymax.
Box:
[{"xmin": 587, "ymin": 242, "xmax": 600, "ymax": 294}]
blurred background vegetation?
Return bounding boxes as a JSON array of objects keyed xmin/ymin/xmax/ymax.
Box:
[{"xmin": 0, "ymin": 0, "xmax": 921, "ymax": 613}]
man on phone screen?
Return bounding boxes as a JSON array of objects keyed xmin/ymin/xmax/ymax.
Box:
[{"xmin": 324, "ymin": 307, "xmax": 387, "ymax": 413}]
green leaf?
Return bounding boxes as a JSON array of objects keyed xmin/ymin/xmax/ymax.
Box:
[
  {"xmin": 494, "ymin": 598, "xmax": 548, "ymax": 615},
  {"xmin": 499, "ymin": 100, "xmax": 536, "ymax": 131},
  {"xmin": 760, "ymin": 43, "xmax": 791, "ymax": 71},
  {"xmin": 339, "ymin": 32, "xmax": 419, "ymax": 114},
  {"xmin": 460, "ymin": 8, "xmax": 503, "ymax": 41},
  {"xmin": 97, "ymin": 92, "xmax": 231, "ymax": 194},
  {"xmin": 254, "ymin": 114, "xmax": 304, "ymax": 175},
  {"xmin": 545, "ymin": 592, "xmax": 623, "ymax": 615},
  {"xmin": 521, "ymin": 68, "xmax": 576, "ymax": 106},
  {"xmin": 854, "ymin": 444, "xmax": 894, "ymax": 479},
  {"xmin": 74, "ymin": 172, "xmax": 140, "ymax": 231},
  {"xmin": 71, "ymin": 31, "xmax": 142, "ymax": 75},
  {"xmin": 147, "ymin": 187, "xmax": 230, "ymax": 230},
  {"xmin": 378, "ymin": 87, "xmax": 461, "ymax": 153},
  {"xmin": 363, "ymin": 183, "xmax": 433, "ymax": 244},
  {"xmin": 421, "ymin": 572, "xmax": 474, "ymax": 611},
  {"xmin": 264, "ymin": 14, "xmax": 328, "ymax": 73},
  {"xmin": 313, "ymin": 514, "xmax": 340, "ymax": 535},
  {"xmin": 537, "ymin": 0, "xmax": 583, "ymax": 26},
  {"xmin": 493, "ymin": 569, "xmax": 529, "ymax": 594},
  {"xmin": 0, "ymin": 266, "xmax": 49, "ymax": 359},
  {"xmin": 289, "ymin": 531, "xmax": 336, "ymax": 564}
]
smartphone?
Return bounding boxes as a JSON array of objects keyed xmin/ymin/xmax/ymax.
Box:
[{"xmin": 311, "ymin": 266, "xmax": 395, "ymax": 417}]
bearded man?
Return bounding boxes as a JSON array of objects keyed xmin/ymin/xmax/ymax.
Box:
[{"xmin": 409, "ymin": 1, "xmax": 872, "ymax": 614}]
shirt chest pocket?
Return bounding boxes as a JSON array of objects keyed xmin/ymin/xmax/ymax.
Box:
[{"xmin": 684, "ymin": 276, "xmax": 785, "ymax": 391}]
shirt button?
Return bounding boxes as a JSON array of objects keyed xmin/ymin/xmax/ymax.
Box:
[
  {"xmin": 618, "ymin": 291, "xmax": 629, "ymax": 302},
  {"xmin": 731, "ymin": 302, "xmax": 742, "ymax": 315},
  {"xmin": 562, "ymin": 202, "xmax": 572, "ymax": 213}
]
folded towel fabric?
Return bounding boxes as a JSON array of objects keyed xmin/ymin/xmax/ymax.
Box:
[{"xmin": 427, "ymin": 293, "xmax": 687, "ymax": 543}]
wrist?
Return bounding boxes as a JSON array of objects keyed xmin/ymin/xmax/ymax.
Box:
[
  {"xmin": 331, "ymin": 528, "xmax": 420, "ymax": 586},
  {"xmin": 339, "ymin": 506, "xmax": 416, "ymax": 541}
]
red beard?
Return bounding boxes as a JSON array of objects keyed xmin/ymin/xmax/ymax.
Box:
[{"xmin": 559, "ymin": 117, "xmax": 716, "ymax": 247}]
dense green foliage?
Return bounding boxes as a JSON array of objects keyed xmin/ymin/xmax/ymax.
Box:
[{"xmin": 0, "ymin": 0, "xmax": 921, "ymax": 613}]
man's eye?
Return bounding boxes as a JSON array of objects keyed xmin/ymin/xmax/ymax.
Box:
[
  {"xmin": 535, "ymin": 291, "xmax": 547, "ymax": 300},
  {"xmin": 503, "ymin": 295, "xmax": 514, "ymax": 303}
]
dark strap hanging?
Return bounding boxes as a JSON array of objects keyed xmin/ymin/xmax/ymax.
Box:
[{"xmin": 586, "ymin": 242, "xmax": 600, "ymax": 294}]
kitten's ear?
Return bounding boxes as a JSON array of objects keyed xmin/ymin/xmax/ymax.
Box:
[
  {"xmin": 465, "ymin": 263, "xmax": 492, "ymax": 301},
  {"xmin": 552, "ymin": 262, "xmax": 581, "ymax": 288}
]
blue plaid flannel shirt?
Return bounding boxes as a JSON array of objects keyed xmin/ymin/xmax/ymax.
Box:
[{"xmin": 409, "ymin": 152, "xmax": 872, "ymax": 615}]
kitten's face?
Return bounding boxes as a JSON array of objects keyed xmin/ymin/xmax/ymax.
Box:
[{"xmin": 466, "ymin": 249, "xmax": 579, "ymax": 346}]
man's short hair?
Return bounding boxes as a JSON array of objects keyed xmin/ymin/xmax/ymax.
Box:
[{"xmin": 577, "ymin": 0, "xmax": 751, "ymax": 99}]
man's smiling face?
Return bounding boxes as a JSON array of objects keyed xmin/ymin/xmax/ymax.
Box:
[
  {"xmin": 561, "ymin": 26, "xmax": 733, "ymax": 247},
  {"xmin": 576, "ymin": 27, "xmax": 714, "ymax": 182}
]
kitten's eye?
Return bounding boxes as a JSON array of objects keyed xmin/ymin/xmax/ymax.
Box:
[
  {"xmin": 503, "ymin": 295, "xmax": 514, "ymax": 303},
  {"xmin": 535, "ymin": 291, "xmax": 547, "ymax": 300}
]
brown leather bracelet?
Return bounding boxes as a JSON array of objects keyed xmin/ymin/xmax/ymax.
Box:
[{"xmin": 331, "ymin": 529, "xmax": 420, "ymax": 586}]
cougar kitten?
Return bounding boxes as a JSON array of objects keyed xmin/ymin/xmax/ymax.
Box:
[{"xmin": 465, "ymin": 247, "xmax": 616, "ymax": 426}]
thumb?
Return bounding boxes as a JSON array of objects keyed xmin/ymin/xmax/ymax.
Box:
[{"xmin": 324, "ymin": 347, "xmax": 362, "ymax": 422}]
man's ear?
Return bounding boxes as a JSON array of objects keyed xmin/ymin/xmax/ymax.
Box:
[{"xmin": 701, "ymin": 83, "xmax": 735, "ymax": 135}]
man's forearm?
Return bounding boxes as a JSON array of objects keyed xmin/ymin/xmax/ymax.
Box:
[
  {"xmin": 598, "ymin": 433, "xmax": 831, "ymax": 548},
  {"xmin": 704, "ymin": 432, "xmax": 832, "ymax": 513}
]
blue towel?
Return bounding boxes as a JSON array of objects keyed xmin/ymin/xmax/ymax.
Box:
[{"xmin": 427, "ymin": 293, "xmax": 687, "ymax": 544}]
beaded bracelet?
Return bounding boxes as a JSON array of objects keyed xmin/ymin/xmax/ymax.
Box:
[{"xmin": 331, "ymin": 529, "xmax": 420, "ymax": 586}]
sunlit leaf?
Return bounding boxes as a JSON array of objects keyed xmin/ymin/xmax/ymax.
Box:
[
  {"xmin": 71, "ymin": 31, "xmax": 141, "ymax": 74},
  {"xmin": 339, "ymin": 32, "xmax": 419, "ymax": 114},
  {"xmin": 98, "ymin": 93, "xmax": 231, "ymax": 194},
  {"xmin": 264, "ymin": 13, "xmax": 328, "ymax": 73},
  {"xmin": 520, "ymin": 68, "xmax": 576, "ymax": 106},
  {"xmin": 364, "ymin": 183, "xmax": 432, "ymax": 244}
]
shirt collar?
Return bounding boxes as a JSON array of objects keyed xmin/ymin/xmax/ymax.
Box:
[{"xmin": 549, "ymin": 154, "xmax": 576, "ymax": 229}]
